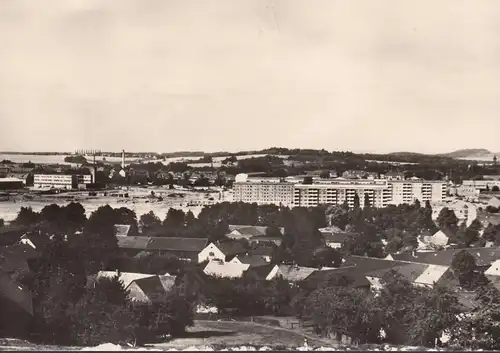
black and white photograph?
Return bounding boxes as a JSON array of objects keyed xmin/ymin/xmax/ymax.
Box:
[{"xmin": 1, "ymin": 0, "xmax": 500, "ymax": 351}]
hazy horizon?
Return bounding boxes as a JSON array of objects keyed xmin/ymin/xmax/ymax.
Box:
[{"xmin": 1, "ymin": 0, "xmax": 500, "ymax": 154}]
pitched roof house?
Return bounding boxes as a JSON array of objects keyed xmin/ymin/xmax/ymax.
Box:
[
  {"xmin": 145, "ymin": 237, "xmax": 208, "ymax": 260},
  {"xmin": 301, "ymin": 266, "xmax": 372, "ymax": 291},
  {"xmin": 0, "ymin": 269, "xmax": 33, "ymax": 337},
  {"xmin": 203, "ymin": 260, "xmax": 250, "ymax": 278},
  {"xmin": 392, "ymin": 247, "xmax": 500, "ymax": 268},
  {"xmin": 198, "ymin": 241, "xmax": 247, "ymax": 263},
  {"xmin": 424, "ymin": 229, "xmax": 454, "ymax": 248},
  {"xmin": 484, "ymin": 259, "xmax": 500, "ymax": 291},
  {"xmin": 91, "ymin": 271, "xmax": 155, "ymax": 289},
  {"xmin": 116, "ymin": 235, "xmax": 208, "ymax": 261},
  {"xmin": 231, "ymin": 254, "xmax": 269, "ymax": 267},
  {"xmin": 226, "ymin": 225, "xmax": 284, "ymax": 246},
  {"xmin": 114, "ymin": 224, "xmax": 132, "ymax": 237},
  {"xmin": 342, "ymin": 255, "xmax": 452, "ymax": 289},
  {"xmin": 127, "ymin": 276, "xmax": 168, "ymax": 304},
  {"xmin": 0, "ymin": 269, "xmax": 33, "ymax": 315},
  {"xmin": 268, "ymin": 265, "xmax": 318, "ymax": 282}
]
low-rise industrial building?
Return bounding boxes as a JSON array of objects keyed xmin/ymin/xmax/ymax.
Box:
[{"xmin": 0, "ymin": 177, "xmax": 24, "ymax": 190}]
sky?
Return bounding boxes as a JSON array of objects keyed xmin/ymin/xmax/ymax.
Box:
[{"xmin": 1, "ymin": 0, "xmax": 500, "ymax": 155}]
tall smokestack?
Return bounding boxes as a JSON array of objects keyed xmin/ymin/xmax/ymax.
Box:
[{"xmin": 122, "ymin": 150, "xmax": 125, "ymax": 169}]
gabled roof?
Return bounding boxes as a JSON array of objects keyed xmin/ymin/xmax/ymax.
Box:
[
  {"xmin": 213, "ymin": 241, "xmax": 247, "ymax": 258},
  {"xmin": 244, "ymin": 264, "xmax": 277, "ymax": 281},
  {"xmin": 0, "ymin": 269, "xmax": 33, "ymax": 315},
  {"xmin": 433, "ymin": 228, "xmax": 455, "ymax": 239},
  {"xmin": 228, "ymin": 225, "xmax": 284, "ymax": 237},
  {"xmin": 275, "ymin": 265, "xmax": 318, "ymax": 282},
  {"xmin": 146, "ymin": 237, "xmax": 208, "ymax": 252},
  {"xmin": 96, "ymin": 271, "xmax": 155, "ymax": 289},
  {"xmin": 114, "ymin": 224, "xmax": 131, "ymax": 237},
  {"xmin": 392, "ymin": 247, "xmax": 500, "ymax": 267},
  {"xmin": 0, "ymin": 247, "xmax": 31, "ymax": 275},
  {"xmin": 248, "ymin": 245, "xmax": 275, "ymax": 257},
  {"xmin": 235, "ymin": 254, "xmax": 268, "ymax": 267},
  {"xmin": 323, "ymin": 232, "xmax": 355, "ymax": 243},
  {"xmin": 318, "ymin": 226, "xmax": 343, "ymax": 235},
  {"xmin": 485, "ymin": 259, "xmax": 500, "ymax": 276},
  {"xmin": 342, "ymin": 255, "xmax": 450, "ymax": 286},
  {"xmin": 117, "ymin": 235, "xmax": 208, "ymax": 252},
  {"xmin": 130, "ymin": 276, "xmax": 168, "ymax": 303},
  {"xmin": 158, "ymin": 274, "xmax": 177, "ymax": 292},
  {"xmin": 303, "ymin": 266, "xmax": 371, "ymax": 289},
  {"xmin": 204, "ymin": 260, "xmax": 250, "ymax": 278},
  {"xmin": 20, "ymin": 233, "xmax": 50, "ymax": 249},
  {"xmin": 117, "ymin": 235, "xmax": 151, "ymax": 249}
]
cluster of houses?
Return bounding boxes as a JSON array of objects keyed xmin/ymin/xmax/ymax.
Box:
[{"xmin": 6, "ymin": 218, "xmax": 500, "ymax": 332}]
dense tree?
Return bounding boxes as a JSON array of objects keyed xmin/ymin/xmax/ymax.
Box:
[
  {"xmin": 326, "ymin": 205, "xmax": 349, "ymax": 230},
  {"xmin": 376, "ymin": 271, "xmax": 460, "ymax": 347},
  {"xmin": 303, "ymin": 286, "xmax": 380, "ymax": 343},
  {"xmin": 79, "ymin": 205, "xmax": 119, "ymax": 273},
  {"xmin": 342, "ymin": 223, "xmax": 384, "ymax": 258},
  {"xmin": 449, "ymin": 288, "xmax": 500, "ymax": 350},
  {"xmin": 449, "ymin": 250, "xmax": 489, "ymax": 289},
  {"xmin": 353, "ymin": 194, "xmax": 360, "ymax": 209},
  {"xmin": 139, "ymin": 211, "xmax": 162, "ymax": 234},
  {"xmin": 483, "ymin": 223, "xmax": 500, "ymax": 245},
  {"xmin": 13, "ymin": 206, "xmax": 40, "ymax": 226},
  {"xmin": 0, "ymin": 218, "xmax": 4, "ymax": 227},
  {"xmin": 436, "ymin": 208, "xmax": 459, "ymax": 231},
  {"xmin": 68, "ymin": 277, "xmax": 135, "ymax": 346},
  {"xmin": 114, "ymin": 207, "xmax": 139, "ymax": 236}
]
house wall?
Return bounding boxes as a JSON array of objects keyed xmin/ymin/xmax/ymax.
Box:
[
  {"xmin": 198, "ymin": 243, "xmax": 227, "ymax": 263},
  {"xmin": 326, "ymin": 241, "xmax": 342, "ymax": 249}
]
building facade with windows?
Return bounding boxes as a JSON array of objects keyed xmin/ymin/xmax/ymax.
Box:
[
  {"xmin": 34, "ymin": 174, "xmax": 92, "ymax": 189},
  {"xmin": 233, "ymin": 174, "xmax": 447, "ymax": 208}
]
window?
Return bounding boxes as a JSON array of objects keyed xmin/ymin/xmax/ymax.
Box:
[{"xmin": 209, "ymin": 251, "xmax": 215, "ymax": 256}]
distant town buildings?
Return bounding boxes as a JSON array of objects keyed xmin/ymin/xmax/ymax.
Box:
[
  {"xmin": 233, "ymin": 174, "xmax": 447, "ymax": 208},
  {"xmin": 462, "ymin": 179, "xmax": 500, "ymax": 191}
]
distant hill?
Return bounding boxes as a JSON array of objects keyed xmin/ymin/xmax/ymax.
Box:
[
  {"xmin": 439, "ymin": 149, "xmax": 495, "ymax": 159},
  {"xmin": 388, "ymin": 152, "xmax": 427, "ymax": 157}
]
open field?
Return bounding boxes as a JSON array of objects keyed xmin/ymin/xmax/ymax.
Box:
[
  {"xmin": 0, "ymin": 187, "xmax": 234, "ymax": 223},
  {"xmin": 149, "ymin": 320, "xmax": 337, "ymax": 350}
]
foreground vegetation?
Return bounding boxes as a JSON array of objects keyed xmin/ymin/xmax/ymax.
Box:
[{"xmin": 2, "ymin": 199, "xmax": 500, "ymax": 348}]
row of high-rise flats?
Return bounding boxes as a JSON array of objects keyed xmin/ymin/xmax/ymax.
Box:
[{"xmin": 232, "ymin": 173, "xmax": 448, "ymax": 208}]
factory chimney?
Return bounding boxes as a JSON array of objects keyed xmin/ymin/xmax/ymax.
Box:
[{"xmin": 121, "ymin": 150, "xmax": 125, "ymax": 169}]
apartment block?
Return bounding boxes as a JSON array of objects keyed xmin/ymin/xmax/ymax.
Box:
[
  {"xmin": 233, "ymin": 174, "xmax": 447, "ymax": 208},
  {"xmin": 233, "ymin": 180, "xmax": 295, "ymax": 207},
  {"xmin": 293, "ymin": 179, "xmax": 388, "ymax": 208},
  {"xmin": 387, "ymin": 180, "xmax": 447, "ymax": 205}
]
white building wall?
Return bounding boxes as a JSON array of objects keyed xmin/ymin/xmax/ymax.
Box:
[
  {"xmin": 34, "ymin": 174, "xmax": 73, "ymax": 189},
  {"xmin": 233, "ymin": 178, "xmax": 447, "ymax": 208}
]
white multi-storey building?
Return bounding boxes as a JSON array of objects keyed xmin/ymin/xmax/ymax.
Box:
[
  {"xmin": 233, "ymin": 179, "xmax": 295, "ymax": 206},
  {"xmin": 34, "ymin": 174, "xmax": 74, "ymax": 189},
  {"xmin": 387, "ymin": 180, "xmax": 447, "ymax": 205},
  {"xmin": 293, "ymin": 179, "xmax": 389, "ymax": 208},
  {"xmin": 33, "ymin": 174, "xmax": 92, "ymax": 189},
  {"xmin": 233, "ymin": 174, "xmax": 447, "ymax": 208}
]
